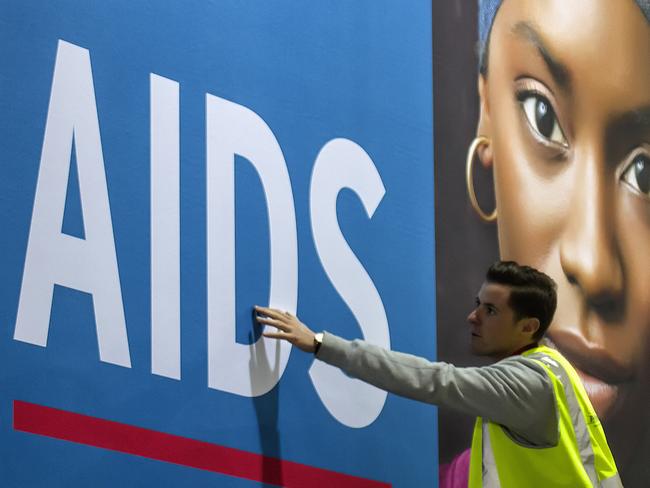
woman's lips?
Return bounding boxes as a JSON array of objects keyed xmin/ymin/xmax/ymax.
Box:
[
  {"xmin": 574, "ymin": 369, "xmax": 619, "ymax": 418},
  {"xmin": 546, "ymin": 330, "xmax": 634, "ymax": 419}
]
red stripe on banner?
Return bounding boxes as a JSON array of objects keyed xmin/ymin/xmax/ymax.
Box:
[{"xmin": 13, "ymin": 400, "xmax": 390, "ymax": 488}]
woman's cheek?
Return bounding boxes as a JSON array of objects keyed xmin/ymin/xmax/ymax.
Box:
[
  {"xmin": 492, "ymin": 134, "xmax": 574, "ymax": 265},
  {"xmin": 617, "ymin": 190, "xmax": 650, "ymax": 366}
]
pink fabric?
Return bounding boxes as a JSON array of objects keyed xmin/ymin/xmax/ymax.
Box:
[{"xmin": 439, "ymin": 448, "xmax": 471, "ymax": 488}]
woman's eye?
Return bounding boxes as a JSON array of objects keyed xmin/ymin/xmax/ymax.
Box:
[
  {"xmin": 521, "ymin": 95, "xmax": 567, "ymax": 146},
  {"xmin": 621, "ymin": 153, "xmax": 650, "ymax": 197}
]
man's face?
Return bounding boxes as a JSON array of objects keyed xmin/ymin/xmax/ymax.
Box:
[{"xmin": 467, "ymin": 282, "xmax": 524, "ymax": 359}]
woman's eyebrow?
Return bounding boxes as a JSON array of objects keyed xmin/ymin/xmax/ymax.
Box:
[
  {"xmin": 606, "ymin": 106, "xmax": 650, "ymax": 145},
  {"xmin": 613, "ymin": 106, "xmax": 650, "ymax": 133},
  {"xmin": 511, "ymin": 21, "xmax": 572, "ymax": 93}
]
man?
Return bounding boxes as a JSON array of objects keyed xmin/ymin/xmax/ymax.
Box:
[{"xmin": 255, "ymin": 261, "xmax": 621, "ymax": 487}]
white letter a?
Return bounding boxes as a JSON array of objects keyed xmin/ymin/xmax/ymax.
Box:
[{"xmin": 14, "ymin": 40, "xmax": 131, "ymax": 368}]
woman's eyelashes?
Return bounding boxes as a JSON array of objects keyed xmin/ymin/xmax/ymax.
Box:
[
  {"xmin": 518, "ymin": 91, "xmax": 568, "ymax": 148},
  {"xmin": 621, "ymin": 152, "xmax": 650, "ymax": 198}
]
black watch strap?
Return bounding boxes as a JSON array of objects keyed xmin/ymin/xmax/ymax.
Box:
[{"xmin": 313, "ymin": 332, "xmax": 323, "ymax": 355}]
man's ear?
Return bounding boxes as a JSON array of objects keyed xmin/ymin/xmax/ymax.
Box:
[
  {"xmin": 476, "ymin": 74, "xmax": 493, "ymax": 169},
  {"xmin": 520, "ymin": 317, "xmax": 541, "ymax": 339}
]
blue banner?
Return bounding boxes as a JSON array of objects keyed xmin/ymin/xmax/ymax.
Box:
[{"xmin": 0, "ymin": 1, "xmax": 435, "ymax": 486}]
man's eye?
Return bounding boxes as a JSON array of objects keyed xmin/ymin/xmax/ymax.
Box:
[
  {"xmin": 621, "ymin": 153, "xmax": 650, "ymax": 197},
  {"xmin": 521, "ymin": 95, "xmax": 567, "ymax": 146}
]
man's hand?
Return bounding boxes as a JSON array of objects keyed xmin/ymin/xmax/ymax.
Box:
[{"xmin": 255, "ymin": 305, "xmax": 317, "ymax": 353}]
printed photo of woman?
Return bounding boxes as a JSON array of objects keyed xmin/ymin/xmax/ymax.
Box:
[{"xmin": 435, "ymin": 1, "xmax": 650, "ymax": 486}]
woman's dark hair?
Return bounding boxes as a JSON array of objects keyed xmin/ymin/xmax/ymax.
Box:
[{"xmin": 486, "ymin": 261, "xmax": 557, "ymax": 340}]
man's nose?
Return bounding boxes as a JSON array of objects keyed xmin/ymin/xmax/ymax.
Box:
[{"xmin": 467, "ymin": 308, "xmax": 479, "ymax": 324}]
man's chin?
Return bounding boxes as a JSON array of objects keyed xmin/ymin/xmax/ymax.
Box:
[
  {"xmin": 470, "ymin": 345, "xmax": 487, "ymax": 356},
  {"xmin": 470, "ymin": 344, "xmax": 500, "ymax": 360}
]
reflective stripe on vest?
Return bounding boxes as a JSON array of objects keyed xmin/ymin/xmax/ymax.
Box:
[
  {"xmin": 469, "ymin": 347, "xmax": 622, "ymax": 487},
  {"xmin": 527, "ymin": 351, "xmax": 622, "ymax": 488},
  {"xmin": 527, "ymin": 352, "xmax": 599, "ymax": 486},
  {"xmin": 482, "ymin": 420, "xmax": 500, "ymax": 487}
]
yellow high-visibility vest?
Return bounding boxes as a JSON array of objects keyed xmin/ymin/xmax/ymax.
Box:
[{"xmin": 468, "ymin": 346, "xmax": 621, "ymax": 487}]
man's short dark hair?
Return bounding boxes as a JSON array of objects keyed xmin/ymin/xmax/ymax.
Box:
[{"xmin": 486, "ymin": 261, "xmax": 557, "ymax": 340}]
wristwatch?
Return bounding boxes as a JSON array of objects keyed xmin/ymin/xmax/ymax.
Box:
[{"xmin": 313, "ymin": 332, "xmax": 324, "ymax": 355}]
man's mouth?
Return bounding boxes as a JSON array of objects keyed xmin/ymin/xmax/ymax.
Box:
[{"xmin": 546, "ymin": 330, "xmax": 634, "ymax": 419}]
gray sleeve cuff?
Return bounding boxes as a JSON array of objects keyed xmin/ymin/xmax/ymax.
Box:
[{"xmin": 315, "ymin": 331, "xmax": 352, "ymax": 364}]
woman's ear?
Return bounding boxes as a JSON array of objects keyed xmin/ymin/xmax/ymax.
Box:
[{"xmin": 476, "ymin": 74, "xmax": 493, "ymax": 169}]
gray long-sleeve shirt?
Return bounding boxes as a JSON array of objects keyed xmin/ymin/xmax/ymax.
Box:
[{"xmin": 316, "ymin": 332, "xmax": 559, "ymax": 447}]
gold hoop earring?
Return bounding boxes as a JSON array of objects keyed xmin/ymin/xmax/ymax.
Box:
[{"xmin": 466, "ymin": 136, "xmax": 497, "ymax": 222}]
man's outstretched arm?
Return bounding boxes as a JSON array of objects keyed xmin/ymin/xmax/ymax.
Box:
[{"xmin": 255, "ymin": 305, "xmax": 558, "ymax": 447}]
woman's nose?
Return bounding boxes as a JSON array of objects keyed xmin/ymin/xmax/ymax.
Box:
[{"xmin": 559, "ymin": 149, "xmax": 624, "ymax": 319}]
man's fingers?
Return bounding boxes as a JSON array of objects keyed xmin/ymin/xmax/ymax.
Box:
[
  {"xmin": 256, "ymin": 316, "xmax": 291, "ymax": 331},
  {"xmin": 254, "ymin": 305, "xmax": 289, "ymax": 321},
  {"xmin": 263, "ymin": 331, "xmax": 294, "ymax": 341}
]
